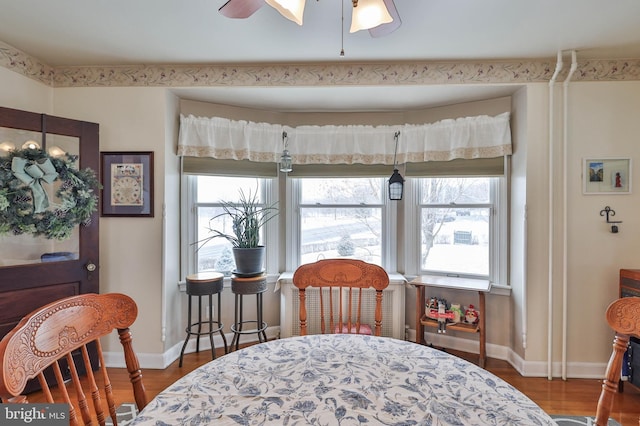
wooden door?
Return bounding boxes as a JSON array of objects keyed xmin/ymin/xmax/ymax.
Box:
[{"xmin": 0, "ymin": 106, "xmax": 100, "ymax": 340}]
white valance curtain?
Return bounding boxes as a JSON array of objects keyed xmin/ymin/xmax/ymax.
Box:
[{"xmin": 177, "ymin": 112, "xmax": 511, "ymax": 165}]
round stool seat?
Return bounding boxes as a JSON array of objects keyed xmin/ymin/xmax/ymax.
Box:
[
  {"xmin": 231, "ymin": 274, "xmax": 267, "ymax": 295},
  {"xmin": 186, "ymin": 272, "xmax": 224, "ymax": 295}
]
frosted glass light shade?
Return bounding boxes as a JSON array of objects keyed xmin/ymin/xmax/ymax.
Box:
[
  {"xmin": 350, "ymin": 0, "xmax": 393, "ymax": 33},
  {"xmin": 265, "ymin": 0, "xmax": 306, "ymax": 25},
  {"xmin": 279, "ymin": 149, "xmax": 292, "ymax": 173}
]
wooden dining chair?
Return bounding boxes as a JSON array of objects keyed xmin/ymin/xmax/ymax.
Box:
[
  {"xmin": 595, "ymin": 296, "xmax": 640, "ymax": 426},
  {"xmin": 0, "ymin": 293, "xmax": 147, "ymax": 426},
  {"xmin": 292, "ymin": 259, "xmax": 389, "ymax": 336}
]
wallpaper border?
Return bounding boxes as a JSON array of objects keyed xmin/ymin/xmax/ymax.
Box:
[{"xmin": 2, "ymin": 41, "xmax": 640, "ymax": 89}]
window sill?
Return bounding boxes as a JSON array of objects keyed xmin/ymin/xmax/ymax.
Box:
[{"xmin": 404, "ymin": 274, "xmax": 511, "ymax": 296}]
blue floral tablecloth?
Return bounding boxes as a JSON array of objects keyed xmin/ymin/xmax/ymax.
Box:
[{"xmin": 130, "ymin": 334, "xmax": 555, "ymax": 425}]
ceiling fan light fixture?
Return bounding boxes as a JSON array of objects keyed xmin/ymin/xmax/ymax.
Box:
[
  {"xmin": 265, "ymin": 0, "xmax": 306, "ymax": 25},
  {"xmin": 349, "ymin": 0, "xmax": 393, "ymax": 33}
]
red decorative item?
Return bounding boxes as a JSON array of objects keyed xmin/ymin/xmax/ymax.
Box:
[{"xmin": 465, "ymin": 304, "xmax": 479, "ymax": 324}]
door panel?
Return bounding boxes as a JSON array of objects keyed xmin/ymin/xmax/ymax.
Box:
[{"xmin": 0, "ymin": 106, "xmax": 99, "ymax": 340}]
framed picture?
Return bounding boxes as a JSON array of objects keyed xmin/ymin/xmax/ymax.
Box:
[
  {"xmin": 101, "ymin": 151, "xmax": 154, "ymax": 217},
  {"xmin": 583, "ymin": 157, "xmax": 631, "ymax": 194}
]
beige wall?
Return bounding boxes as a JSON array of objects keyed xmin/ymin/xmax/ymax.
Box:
[
  {"xmin": 565, "ymin": 82, "xmax": 640, "ymax": 363},
  {"xmin": 0, "ymin": 67, "xmax": 52, "ymax": 113},
  {"xmin": 2, "ymin": 66, "xmax": 640, "ymax": 377}
]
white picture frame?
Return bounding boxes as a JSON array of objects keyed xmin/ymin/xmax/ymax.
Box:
[{"xmin": 583, "ymin": 157, "xmax": 632, "ymax": 194}]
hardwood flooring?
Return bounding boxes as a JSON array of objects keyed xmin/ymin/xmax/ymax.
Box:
[{"xmin": 26, "ymin": 341, "xmax": 640, "ymax": 425}]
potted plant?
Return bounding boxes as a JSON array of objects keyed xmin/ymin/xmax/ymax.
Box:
[{"xmin": 196, "ymin": 188, "xmax": 278, "ymax": 275}]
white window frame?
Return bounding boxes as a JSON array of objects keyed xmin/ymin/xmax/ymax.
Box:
[
  {"xmin": 180, "ymin": 175, "xmax": 279, "ymax": 278},
  {"xmin": 286, "ymin": 177, "xmax": 398, "ymax": 273},
  {"xmin": 404, "ymin": 176, "xmax": 508, "ymax": 287}
]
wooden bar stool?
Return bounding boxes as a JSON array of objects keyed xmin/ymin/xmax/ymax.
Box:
[
  {"xmin": 230, "ymin": 273, "xmax": 268, "ymax": 351},
  {"xmin": 179, "ymin": 272, "xmax": 227, "ymax": 367}
]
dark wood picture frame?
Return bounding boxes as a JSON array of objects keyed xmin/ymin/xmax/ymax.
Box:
[{"xmin": 100, "ymin": 151, "xmax": 154, "ymax": 217}]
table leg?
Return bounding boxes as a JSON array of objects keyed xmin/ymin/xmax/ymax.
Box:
[
  {"xmin": 415, "ymin": 285, "xmax": 425, "ymax": 345},
  {"xmin": 478, "ymin": 291, "xmax": 486, "ymax": 368}
]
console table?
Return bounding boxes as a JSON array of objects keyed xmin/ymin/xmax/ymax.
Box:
[{"xmin": 410, "ymin": 275, "xmax": 491, "ymax": 368}]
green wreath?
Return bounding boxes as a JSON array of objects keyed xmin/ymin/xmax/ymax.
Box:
[{"xmin": 0, "ymin": 148, "xmax": 99, "ymax": 240}]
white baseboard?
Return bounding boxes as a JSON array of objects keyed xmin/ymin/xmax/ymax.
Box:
[
  {"xmin": 103, "ymin": 325, "xmax": 281, "ymax": 369},
  {"xmin": 407, "ymin": 328, "xmax": 607, "ymax": 379}
]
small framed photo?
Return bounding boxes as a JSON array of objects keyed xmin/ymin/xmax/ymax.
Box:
[
  {"xmin": 583, "ymin": 157, "xmax": 631, "ymax": 194},
  {"xmin": 101, "ymin": 151, "xmax": 154, "ymax": 217}
]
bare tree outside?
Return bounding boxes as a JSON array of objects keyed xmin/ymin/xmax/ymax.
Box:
[
  {"xmin": 300, "ymin": 178, "xmax": 383, "ymax": 265},
  {"xmin": 420, "ymin": 178, "xmax": 492, "ymax": 276}
]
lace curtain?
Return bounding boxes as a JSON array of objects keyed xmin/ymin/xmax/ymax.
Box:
[{"xmin": 177, "ymin": 112, "xmax": 511, "ymax": 165}]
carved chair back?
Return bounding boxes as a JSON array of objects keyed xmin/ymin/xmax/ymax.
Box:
[
  {"xmin": 0, "ymin": 293, "xmax": 147, "ymax": 426},
  {"xmin": 595, "ymin": 296, "xmax": 640, "ymax": 426},
  {"xmin": 292, "ymin": 259, "xmax": 389, "ymax": 336}
]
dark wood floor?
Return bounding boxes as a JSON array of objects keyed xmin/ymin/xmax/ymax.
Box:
[{"xmin": 27, "ymin": 341, "xmax": 640, "ymax": 425}]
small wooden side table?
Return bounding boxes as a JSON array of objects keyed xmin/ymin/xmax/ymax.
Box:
[{"xmin": 410, "ymin": 275, "xmax": 490, "ymax": 368}]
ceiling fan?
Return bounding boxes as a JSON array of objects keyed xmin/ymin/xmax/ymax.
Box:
[{"xmin": 218, "ymin": 0, "xmax": 401, "ymax": 38}]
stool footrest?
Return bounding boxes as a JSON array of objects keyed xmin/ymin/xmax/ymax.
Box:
[
  {"xmin": 185, "ymin": 321, "xmax": 224, "ymax": 336},
  {"xmin": 230, "ymin": 320, "xmax": 267, "ymax": 334}
]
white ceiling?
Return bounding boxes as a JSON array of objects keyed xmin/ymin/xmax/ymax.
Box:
[{"xmin": 2, "ymin": 0, "xmax": 640, "ymax": 111}]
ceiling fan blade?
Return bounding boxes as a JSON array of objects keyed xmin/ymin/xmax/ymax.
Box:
[
  {"xmin": 219, "ymin": 0, "xmax": 265, "ymax": 18},
  {"xmin": 368, "ymin": 0, "xmax": 401, "ymax": 38}
]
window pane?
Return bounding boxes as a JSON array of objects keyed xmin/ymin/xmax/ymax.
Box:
[
  {"xmin": 197, "ymin": 176, "xmax": 264, "ymax": 203},
  {"xmin": 195, "ymin": 206, "xmax": 237, "ymax": 274},
  {"xmin": 420, "ymin": 178, "xmax": 490, "ymax": 204},
  {"xmin": 300, "ymin": 207, "xmax": 381, "ymax": 265},
  {"xmin": 421, "ymin": 207, "xmax": 490, "ymax": 276},
  {"xmin": 194, "ymin": 177, "xmax": 268, "ymax": 275},
  {"xmin": 300, "ymin": 178, "xmax": 382, "ymax": 204}
]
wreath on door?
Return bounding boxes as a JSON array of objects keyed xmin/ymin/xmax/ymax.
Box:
[{"xmin": 0, "ymin": 148, "xmax": 100, "ymax": 240}]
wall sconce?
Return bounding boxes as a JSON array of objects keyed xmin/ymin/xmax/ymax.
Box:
[
  {"xmin": 388, "ymin": 131, "xmax": 404, "ymax": 200},
  {"xmin": 279, "ymin": 131, "xmax": 292, "ymax": 173},
  {"xmin": 600, "ymin": 206, "xmax": 622, "ymax": 233}
]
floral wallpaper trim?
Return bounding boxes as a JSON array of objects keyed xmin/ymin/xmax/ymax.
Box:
[
  {"xmin": 2, "ymin": 41, "xmax": 640, "ymax": 88},
  {"xmin": 0, "ymin": 42, "xmax": 54, "ymax": 85}
]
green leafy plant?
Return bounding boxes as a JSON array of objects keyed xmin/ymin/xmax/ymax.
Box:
[{"xmin": 197, "ymin": 188, "xmax": 278, "ymax": 249}]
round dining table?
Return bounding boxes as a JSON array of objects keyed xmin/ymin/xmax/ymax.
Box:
[{"xmin": 130, "ymin": 334, "xmax": 556, "ymax": 425}]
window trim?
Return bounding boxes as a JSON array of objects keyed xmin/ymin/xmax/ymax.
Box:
[
  {"xmin": 286, "ymin": 177, "xmax": 398, "ymax": 272},
  {"xmin": 181, "ymin": 174, "xmax": 279, "ymax": 278},
  {"xmin": 404, "ymin": 176, "xmax": 508, "ymax": 287}
]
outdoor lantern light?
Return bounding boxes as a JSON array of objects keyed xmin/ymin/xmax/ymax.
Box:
[
  {"xmin": 279, "ymin": 131, "xmax": 293, "ymax": 173},
  {"xmin": 388, "ymin": 131, "xmax": 403, "ymax": 200}
]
